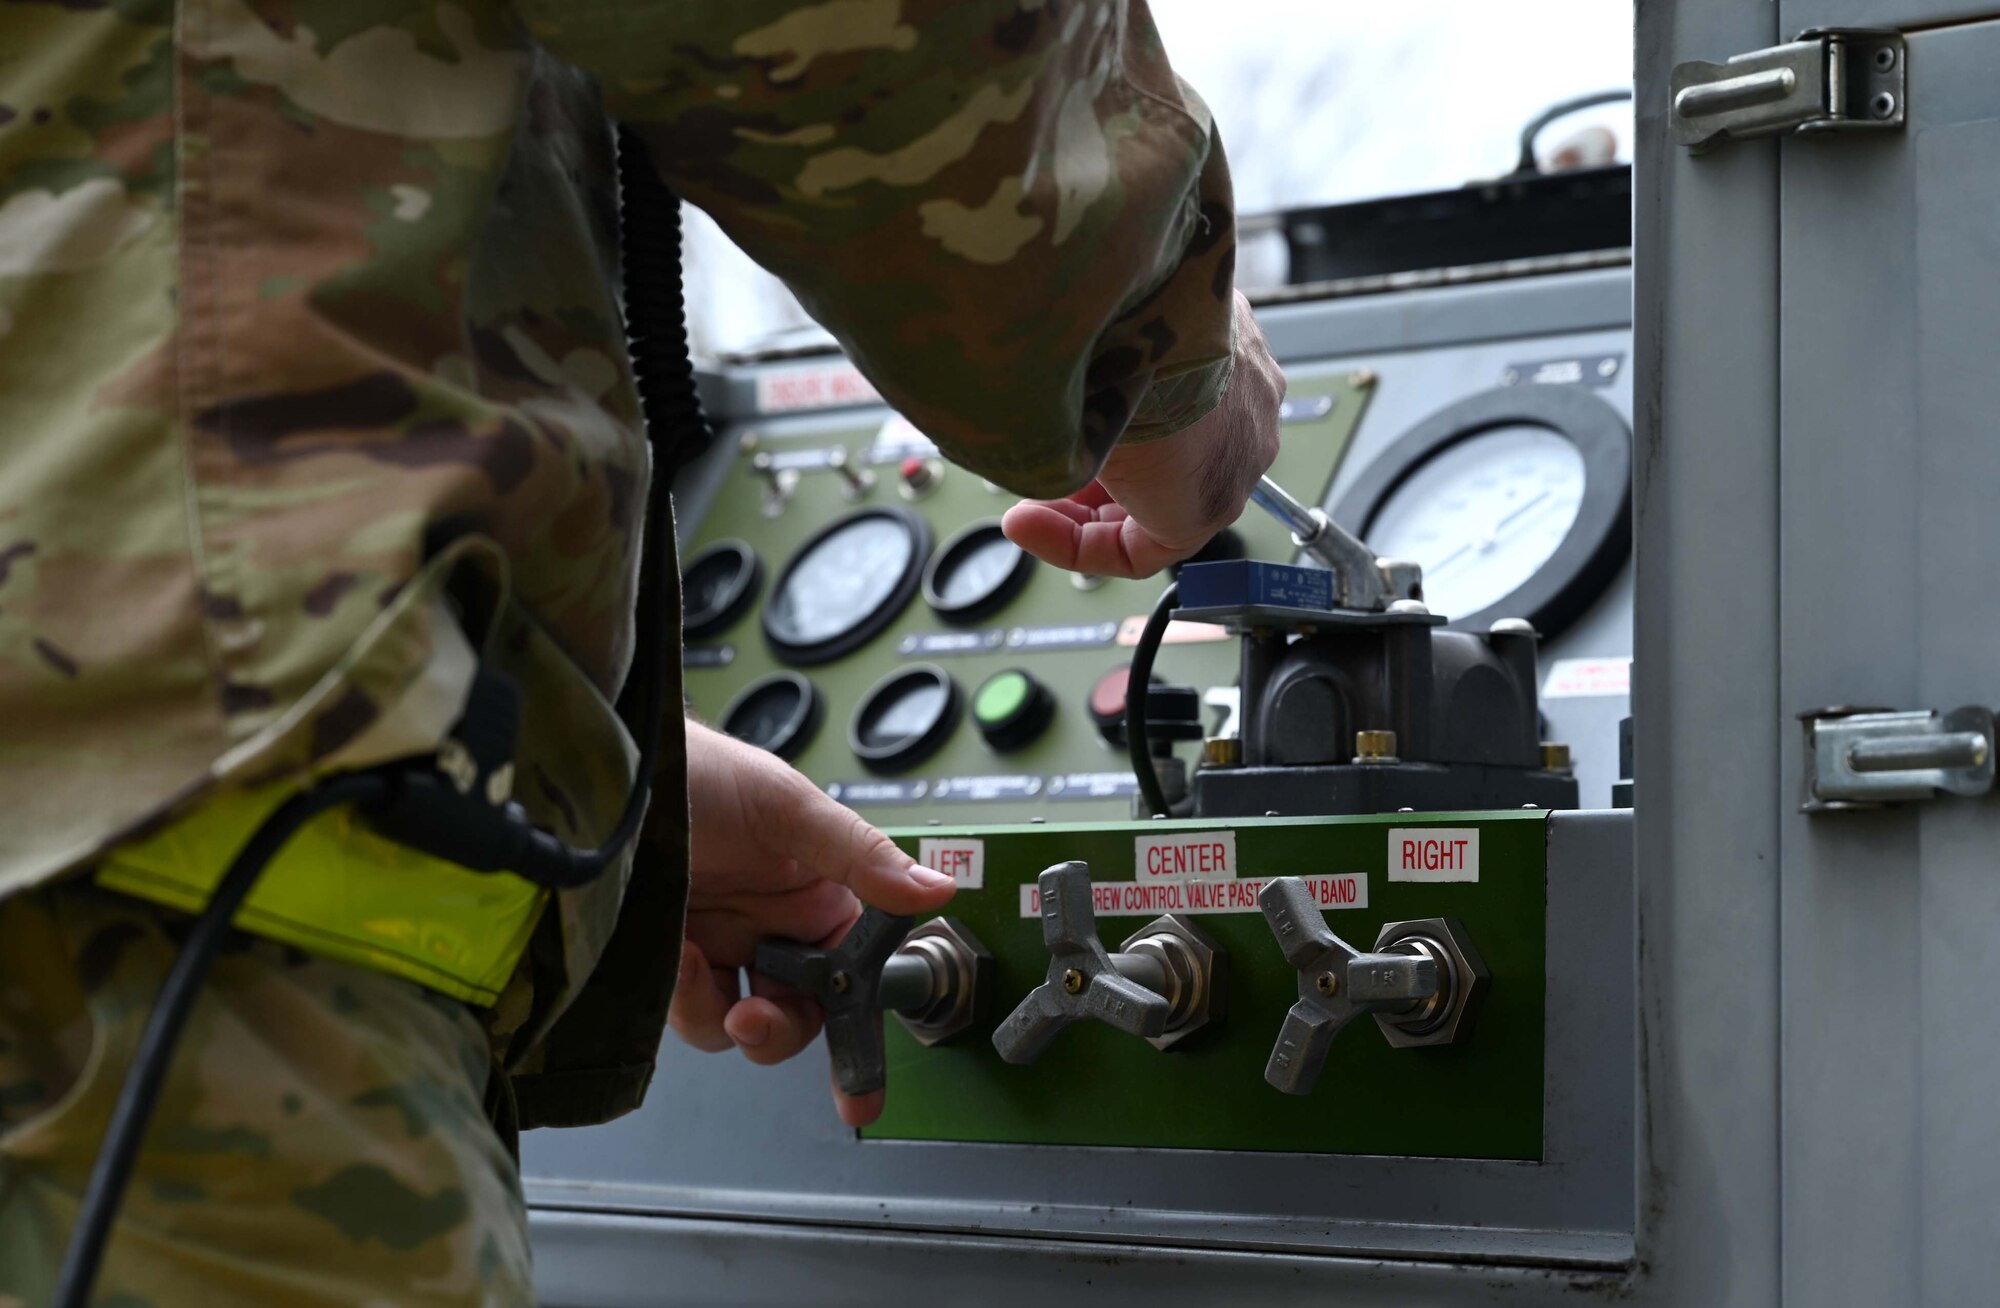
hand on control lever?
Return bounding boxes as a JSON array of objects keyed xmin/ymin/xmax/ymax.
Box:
[
  {"xmin": 673, "ymin": 720, "xmax": 957, "ymax": 1126},
  {"xmin": 1001, "ymin": 293, "xmax": 1284, "ymax": 578}
]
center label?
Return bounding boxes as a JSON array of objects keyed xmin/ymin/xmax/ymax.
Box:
[{"xmin": 1134, "ymin": 830, "xmax": 1238, "ymax": 880}]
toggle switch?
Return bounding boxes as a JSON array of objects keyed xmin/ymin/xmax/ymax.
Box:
[
  {"xmin": 991, "ymin": 861, "xmax": 1227, "ymax": 1063},
  {"xmin": 749, "ymin": 450, "xmax": 798, "ymax": 517},
  {"xmin": 826, "ymin": 445, "xmax": 874, "ymax": 500},
  {"xmin": 1257, "ymin": 877, "xmax": 1490, "ymax": 1094},
  {"xmin": 756, "ymin": 909, "xmax": 993, "ymax": 1095}
]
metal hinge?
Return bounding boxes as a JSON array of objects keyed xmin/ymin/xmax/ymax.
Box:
[
  {"xmin": 1672, "ymin": 28, "xmax": 1905, "ymax": 153},
  {"xmin": 1800, "ymin": 706, "xmax": 1995, "ymax": 812}
]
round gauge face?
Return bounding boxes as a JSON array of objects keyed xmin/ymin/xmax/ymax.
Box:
[
  {"xmin": 719, "ymin": 673, "xmax": 822, "ymax": 761},
  {"xmin": 849, "ymin": 665, "xmax": 961, "ymax": 773},
  {"xmin": 764, "ymin": 507, "xmax": 930, "ymax": 665},
  {"xmin": 860, "ymin": 680, "xmax": 948, "ymax": 750},
  {"xmin": 1363, "ymin": 424, "xmax": 1587, "ymax": 621},
  {"xmin": 681, "ymin": 540, "xmax": 761, "ymax": 641},
  {"xmin": 923, "ymin": 521, "xmax": 1033, "ymax": 624}
]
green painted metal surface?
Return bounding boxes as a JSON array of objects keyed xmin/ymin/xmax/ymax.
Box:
[
  {"xmin": 867, "ymin": 812, "xmax": 1549, "ymax": 1159},
  {"xmin": 682, "ymin": 366, "xmax": 1375, "ymax": 826}
]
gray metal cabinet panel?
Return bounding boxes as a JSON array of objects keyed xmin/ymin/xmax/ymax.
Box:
[{"xmin": 1778, "ymin": 22, "xmax": 2000, "ymax": 1305}]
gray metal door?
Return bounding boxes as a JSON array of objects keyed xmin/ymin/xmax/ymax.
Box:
[
  {"xmin": 1772, "ymin": 11, "xmax": 2000, "ymax": 1306},
  {"xmin": 1653, "ymin": 4, "xmax": 2000, "ymax": 1304},
  {"xmin": 1641, "ymin": 4, "xmax": 2000, "ymax": 1306}
]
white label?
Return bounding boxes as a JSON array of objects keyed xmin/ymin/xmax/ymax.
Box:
[
  {"xmin": 754, "ymin": 363, "xmax": 882, "ymax": 413},
  {"xmin": 1387, "ymin": 828, "xmax": 1480, "ymax": 882},
  {"xmin": 1134, "ymin": 830, "xmax": 1237, "ymax": 881},
  {"xmin": 1541, "ymin": 656, "xmax": 1632, "ymax": 699},
  {"xmin": 1019, "ymin": 873, "xmax": 1365, "ymax": 919},
  {"xmin": 918, "ymin": 838, "xmax": 984, "ymax": 890}
]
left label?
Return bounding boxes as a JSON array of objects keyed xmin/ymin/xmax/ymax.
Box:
[{"xmin": 918, "ymin": 838, "xmax": 984, "ymax": 890}]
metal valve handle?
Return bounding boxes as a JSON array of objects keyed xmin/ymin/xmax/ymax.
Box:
[
  {"xmin": 991, "ymin": 862, "xmax": 1173, "ymax": 1064},
  {"xmin": 754, "ymin": 906, "xmax": 913, "ymax": 1096},
  {"xmin": 1257, "ymin": 877, "xmax": 1440, "ymax": 1095}
]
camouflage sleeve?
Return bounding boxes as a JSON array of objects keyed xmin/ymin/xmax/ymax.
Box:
[{"xmin": 515, "ymin": 0, "xmax": 1238, "ymax": 499}]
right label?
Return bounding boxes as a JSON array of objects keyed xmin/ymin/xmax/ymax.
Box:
[{"xmin": 1387, "ymin": 828, "xmax": 1480, "ymax": 882}]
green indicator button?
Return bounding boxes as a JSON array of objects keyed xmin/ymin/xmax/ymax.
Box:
[
  {"xmin": 972, "ymin": 669, "xmax": 1054, "ymax": 753},
  {"xmin": 975, "ymin": 671, "xmax": 1030, "ymax": 724}
]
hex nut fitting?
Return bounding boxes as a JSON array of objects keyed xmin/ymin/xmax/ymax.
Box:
[
  {"xmin": 1370, "ymin": 916, "xmax": 1489, "ymax": 1049},
  {"xmin": 1119, "ymin": 914, "xmax": 1228, "ymax": 1052},
  {"xmin": 892, "ymin": 918, "xmax": 994, "ymax": 1048}
]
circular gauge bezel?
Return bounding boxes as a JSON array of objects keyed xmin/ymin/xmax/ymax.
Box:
[
  {"xmin": 762, "ymin": 505, "xmax": 933, "ymax": 666},
  {"xmin": 719, "ymin": 672, "xmax": 824, "ymax": 762},
  {"xmin": 921, "ymin": 519, "xmax": 1036, "ymax": 625},
  {"xmin": 681, "ymin": 539, "xmax": 763, "ymax": 642},
  {"xmin": 1333, "ymin": 385, "xmax": 1631, "ymax": 639},
  {"xmin": 849, "ymin": 663, "xmax": 962, "ymax": 774}
]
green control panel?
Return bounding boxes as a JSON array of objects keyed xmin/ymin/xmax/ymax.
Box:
[
  {"xmin": 681, "ymin": 368, "xmax": 1376, "ymax": 825},
  {"xmin": 867, "ymin": 811, "xmax": 1548, "ymax": 1160}
]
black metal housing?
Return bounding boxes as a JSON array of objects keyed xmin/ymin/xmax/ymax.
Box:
[
  {"xmin": 1188, "ymin": 607, "xmax": 1576, "ymax": 818},
  {"xmin": 1282, "ymin": 164, "xmax": 1630, "ymax": 284}
]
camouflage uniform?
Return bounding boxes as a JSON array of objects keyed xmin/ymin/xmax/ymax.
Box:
[{"xmin": 0, "ymin": 0, "xmax": 1238, "ymax": 1299}]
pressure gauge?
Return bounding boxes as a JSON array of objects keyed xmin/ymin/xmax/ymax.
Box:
[
  {"xmin": 850, "ymin": 664, "xmax": 961, "ymax": 774},
  {"xmin": 681, "ymin": 540, "xmax": 762, "ymax": 642},
  {"xmin": 923, "ymin": 520, "xmax": 1034, "ymax": 624},
  {"xmin": 764, "ymin": 506, "xmax": 931, "ymax": 665},
  {"xmin": 1335, "ymin": 386, "xmax": 1630, "ymax": 637},
  {"xmin": 719, "ymin": 673, "xmax": 823, "ymax": 761}
]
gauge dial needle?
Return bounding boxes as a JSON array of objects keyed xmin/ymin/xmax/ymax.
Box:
[{"xmin": 1492, "ymin": 487, "xmax": 1552, "ymax": 532}]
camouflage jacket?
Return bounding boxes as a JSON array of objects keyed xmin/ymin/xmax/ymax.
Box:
[{"xmin": 0, "ymin": 0, "xmax": 1238, "ymax": 1129}]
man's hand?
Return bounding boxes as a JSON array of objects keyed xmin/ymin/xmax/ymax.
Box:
[
  {"xmin": 672, "ymin": 719, "xmax": 956, "ymax": 1127},
  {"xmin": 1001, "ymin": 293, "xmax": 1284, "ymax": 578}
]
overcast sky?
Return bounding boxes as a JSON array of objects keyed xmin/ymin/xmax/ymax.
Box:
[{"xmin": 684, "ymin": 1, "xmax": 1635, "ymax": 357}]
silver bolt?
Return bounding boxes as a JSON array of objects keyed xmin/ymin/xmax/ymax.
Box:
[
  {"xmin": 1872, "ymin": 91, "xmax": 1897, "ymax": 119},
  {"xmin": 1873, "ymin": 46, "xmax": 1897, "ymax": 72}
]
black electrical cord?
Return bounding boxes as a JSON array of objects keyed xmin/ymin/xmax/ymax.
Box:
[
  {"xmin": 51, "ymin": 773, "xmax": 391, "ymax": 1308},
  {"xmin": 1509, "ymin": 88, "xmax": 1633, "ymax": 176},
  {"xmin": 1126, "ymin": 581, "xmax": 1179, "ymax": 819},
  {"xmin": 54, "ymin": 127, "xmax": 714, "ymax": 1299}
]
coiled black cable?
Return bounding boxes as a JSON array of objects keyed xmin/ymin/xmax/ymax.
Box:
[
  {"xmin": 1126, "ymin": 582, "xmax": 1180, "ymax": 819},
  {"xmin": 52, "ymin": 774, "xmax": 392, "ymax": 1308}
]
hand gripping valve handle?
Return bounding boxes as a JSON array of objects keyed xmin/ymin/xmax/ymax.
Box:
[
  {"xmin": 1258, "ymin": 877, "xmax": 1490, "ymax": 1095},
  {"xmin": 992, "ymin": 861, "xmax": 1226, "ymax": 1063},
  {"xmin": 755, "ymin": 909, "xmax": 993, "ymax": 1095}
]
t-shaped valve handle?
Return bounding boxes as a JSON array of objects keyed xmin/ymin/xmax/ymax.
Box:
[
  {"xmin": 993, "ymin": 861, "xmax": 1228, "ymax": 1063},
  {"xmin": 756, "ymin": 908, "xmax": 992, "ymax": 1095},
  {"xmin": 1258, "ymin": 877, "xmax": 1447, "ymax": 1095}
]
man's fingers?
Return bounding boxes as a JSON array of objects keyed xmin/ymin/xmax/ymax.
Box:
[
  {"xmin": 687, "ymin": 881, "xmax": 860, "ymax": 968},
  {"xmin": 668, "ymin": 940, "xmax": 741, "ymax": 1054},
  {"xmin": 768, "ymin": 778, "xmax": 957, "ymax": 915},
  {"xmin": 1001, "ymin": 501, "xmax": 1090, "ymax": 569},
  {"xmin": 723, "ymin": 990, "xmax": 825, "ymax": 1066},
  {"xmin": 1003, "ymin": 502, "xmax": 1185, "ymax": 578},
  {"xmin": 835, "ymin": 1065, "xmax": 887, "ymax": 1129}
]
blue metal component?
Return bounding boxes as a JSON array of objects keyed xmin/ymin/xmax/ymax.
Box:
[{"xmin": 1176, "ymin": 560, "xmax": 1334, "ymax": 612}]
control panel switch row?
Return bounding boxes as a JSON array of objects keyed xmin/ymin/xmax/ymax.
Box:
[
  {"xmin": 1258, "ymin": 877, "xmax": 1490, "ymax": 1094},
  {"xmin": 756, "ymin": 910, "xmax": 994, "ymax": 1095},
  {"xmin": 992, "ymin": 861, "xmax": 1228, "ymax": 1063}
]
